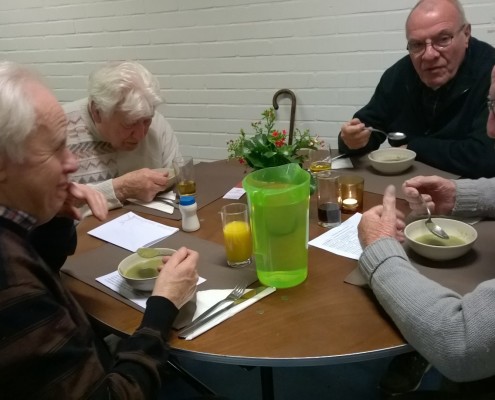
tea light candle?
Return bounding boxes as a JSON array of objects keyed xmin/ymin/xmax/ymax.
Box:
[{"xmin": 342, "ymin": 198, "xmax": 358, "ymax": 209}]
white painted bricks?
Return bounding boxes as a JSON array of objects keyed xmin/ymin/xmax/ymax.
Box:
[{"xmin": 0, "ymin": 0, "xmax": 494, "ymax": 161}]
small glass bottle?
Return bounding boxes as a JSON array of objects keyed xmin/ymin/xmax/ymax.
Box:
[{"xmin": 179, "ymin": 196, "xmax": 200, "ymax": 232}]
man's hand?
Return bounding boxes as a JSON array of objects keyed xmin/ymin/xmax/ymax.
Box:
[
  {"xmin": 59, "ymin": 182, "xmax": 108, "ymax": 221},
  {"xmin": 113, "ymin": 168, "xmax": 170, "ymax": 203},
  {"xmin": 358, "ymin": 185, "xmax": 405, "ymax": 247},
  {"xmin": 402, "ymin": 175, "xmax": 456, "ymax": 216},
  {"xmin": 152, "ymin": 247, "xmax": 199, "ymax": 309},
  {"xmin": 340, "ymin": 118, "xmax": 371, "ymax": 149}
]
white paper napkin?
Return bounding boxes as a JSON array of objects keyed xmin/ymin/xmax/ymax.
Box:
[
  {"xmin": 128, "ymin": 191, "xmax": 177, "ymax": 214},
  {"xmin": 129, "ymin": 199, "xmax": 174, "ymax": 214},
  {"xmin": 183, "ymin": 286, "xmax": 276, "ymax": 340},
  {"xmin": 332, "ymin": 157, "xmax": 353, "ymax": 169}
]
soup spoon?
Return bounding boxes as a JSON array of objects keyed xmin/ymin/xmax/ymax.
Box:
[
  {"xmin": 366, "ymin": 127, "xmax": 407, "ymax": 143},
  {"xmin": 422, "ymin": 197, "xmax": 450, "ymax": 240}
]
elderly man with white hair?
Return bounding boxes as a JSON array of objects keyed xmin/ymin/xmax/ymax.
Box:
[
  {"xmin": 0, "ymin": 61, "xmax": 202, "ymax": 399},
  {"xmin": 65, "ymin": 61, "xmax": 180, "ymax": 209}
]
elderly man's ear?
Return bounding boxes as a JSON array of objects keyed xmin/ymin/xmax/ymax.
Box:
[{"xmin": 463, "ymin": 24, "xmax": 472, "ymax": 46}]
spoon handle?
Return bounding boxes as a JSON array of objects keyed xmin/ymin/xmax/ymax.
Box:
[
  {"xmin": 331, "ymin": 153, "xmax": 349, "ymax": 161},
  {"xmin": 365, "ymin": 126, "xmax": 387, "ymax": 136}
]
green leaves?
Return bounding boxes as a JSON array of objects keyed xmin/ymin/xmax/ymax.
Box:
[{"xmin": 227, "ymin": 107, "xmax": 322, "ymax": 170}]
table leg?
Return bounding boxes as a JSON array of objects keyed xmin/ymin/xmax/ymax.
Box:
[
  {"xmin": 260, "ymin": 366, "xmax": 275, "ymax": 400},
  {"xmin": 168, "ymin": 355, "xmax": 217, "ymax": 396}
]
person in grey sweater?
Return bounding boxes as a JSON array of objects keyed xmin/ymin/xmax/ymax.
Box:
[{"xmin": 357, "ymin": 64, "xmax": 495, "ymax": 398}]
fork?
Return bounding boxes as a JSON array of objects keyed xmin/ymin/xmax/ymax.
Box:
[{"xmin": 178, "ymin": 281, "xmax": 247, "ymax": 335}]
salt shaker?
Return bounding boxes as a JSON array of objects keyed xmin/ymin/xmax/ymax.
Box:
[{"xmin": 179, "ymin": 196, "xmax": 200, "ymax": 232}]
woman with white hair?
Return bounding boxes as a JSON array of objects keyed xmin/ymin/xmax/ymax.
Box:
[{"xmin": 65, "ymin": 61, "xmax": 180, "ymax": 210}]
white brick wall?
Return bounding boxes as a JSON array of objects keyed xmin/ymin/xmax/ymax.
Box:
[{"xmin": 1, "ymin": 0, "xmax": 494, "ymax": 161}]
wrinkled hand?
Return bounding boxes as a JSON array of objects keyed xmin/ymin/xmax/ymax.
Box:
[
  {"xmin": 152, "ymin": 247, "xmax": 199, "ymax": 309},
  {"xmin": 340, "ymin": 118, "xmax": 371, "ymax": 149},
  {"xmin": 402, "ymin": 175, "xmax": 456, "ymax": 216},
  {"xmin": 358, "ymin": 185, "xmax": 406, "ymax": 247},
  {"xmin": 58, "ymin": 182, "xmax": 108, "ymax": 221},
  {"xmin": 113, "ymin": 168, "xmax": 170, "ymax": 203}
]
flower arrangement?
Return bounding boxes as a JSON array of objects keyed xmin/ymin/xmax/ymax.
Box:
[{"xmin": 227, "ymin": 108, "xmax": 323, "ymax": 170}]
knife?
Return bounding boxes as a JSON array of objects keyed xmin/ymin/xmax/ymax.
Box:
[
  {"xmin": 178, "ymin": 286, "xmax": 268, "ymax": 339},
  {"xmin": 136, "ymin": 247, "xmax": 176, "ymax": 258}
]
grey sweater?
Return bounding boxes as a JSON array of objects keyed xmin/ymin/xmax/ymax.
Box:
[{"xmin": 359, "ymin": 178, "xmax": 495, "ymax": 382}]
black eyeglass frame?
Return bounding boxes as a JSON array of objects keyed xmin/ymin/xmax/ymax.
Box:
[{"xmin": 406, "ymin": 24, "xmax": 466, "ymax": 55}]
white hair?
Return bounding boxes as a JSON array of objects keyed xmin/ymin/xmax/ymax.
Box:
[
  {"xmin": 0, "ymin": 61, "xmax": 39, "ymax": 163},
  {"xmin": 88, "ymin": 61, "xmax": 163, "ymax": 120}
]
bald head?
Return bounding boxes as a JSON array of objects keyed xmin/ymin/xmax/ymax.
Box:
[{"xmin": 406, "ymin": 0, "xmax": 467, "ymax": 30}]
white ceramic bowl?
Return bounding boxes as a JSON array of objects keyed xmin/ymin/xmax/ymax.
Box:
[
  {"xmin": 117, "ymin": 248, "xmax": 176, "ymax": 291},
  {"xmin": 404, "ymin": 219, "xmax": 477, "ymax": 261},
  {"xmin": 368, "ymin": 148, "xmax": 416, "ymax": 175}
]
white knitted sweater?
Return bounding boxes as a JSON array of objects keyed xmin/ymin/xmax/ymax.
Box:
[{"xmin": 64, "ymin": 99, "xmax": 180, "ymax": 209}]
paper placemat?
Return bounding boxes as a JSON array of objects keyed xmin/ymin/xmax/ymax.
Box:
[
  {"xmin": 336, "ymin": 154, "xmax": 460, "ymax": 200},
  {"xmin": 61, "ymin": 231, "xmax": 258, "ymax": 328},
  {"xmin": 124, "ymin": 159, "xmax": 247, "ymax": 220},
  {"xmin": 344, "ymin": 219, "xmax": 495, "ymax": 296}
]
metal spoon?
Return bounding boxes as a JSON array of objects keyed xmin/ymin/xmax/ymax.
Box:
[
  {"xmin": 321, "ymin": 153, "xmax": 348, "ymax": 163},
  {"xmin": 366, "ymin": 127, "xmax": 407, "ymax": 142},
  {"xmin": 421, "ymin": 197, "xmax": 450, "ymax": 240}
]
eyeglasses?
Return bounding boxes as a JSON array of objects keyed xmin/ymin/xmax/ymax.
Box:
[
  {"xmin": 407, "ymin": 25, "xmax": 466, "ymax": 55},
  {"xmin": 488, "ymin": 97, "xmax": 495, "ymax": 116}
]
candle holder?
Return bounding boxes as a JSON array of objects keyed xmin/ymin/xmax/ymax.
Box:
[{"xmin": 339, "ymin": 175, "xmax": 364, "ymax": 214}]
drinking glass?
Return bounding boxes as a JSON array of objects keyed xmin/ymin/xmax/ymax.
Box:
[
  {"xmin": 173, "ymin": 156, "xmax": 196, "ymax": 197},
  {"xmin": 309, "ymin": 143, "xmax": 331, "ymax": 173},
  {"xmin": 316, "ymin": 171, "xmax": 341, "ymax": 228},
  {"xmin": 220, "ymin": 203, "xmax": 252, "ymax": 268}
]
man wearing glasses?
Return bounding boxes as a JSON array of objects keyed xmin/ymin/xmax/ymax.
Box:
[{"xmin": 338, "ymin": 0, "xmax": 495, "ymax": 179}]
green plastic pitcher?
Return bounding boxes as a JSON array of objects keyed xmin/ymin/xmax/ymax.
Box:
[{"xmin": 242, "ymin": 163, "xmax": 310, "ymax": 288}]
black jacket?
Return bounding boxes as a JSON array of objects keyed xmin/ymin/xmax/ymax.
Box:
[{"xmin": 338, "ymin": 37, "xmax": 495, "ymax": 178}]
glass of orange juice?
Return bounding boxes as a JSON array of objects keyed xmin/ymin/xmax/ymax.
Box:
[{"xmin": 220, "ymin": 203, "xmax": 252, "ymax": 268}]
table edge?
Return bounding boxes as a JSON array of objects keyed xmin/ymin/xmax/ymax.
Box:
[{"xmin": 170, "ymin": 344, "xmax": 412, "ymax": 367}]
